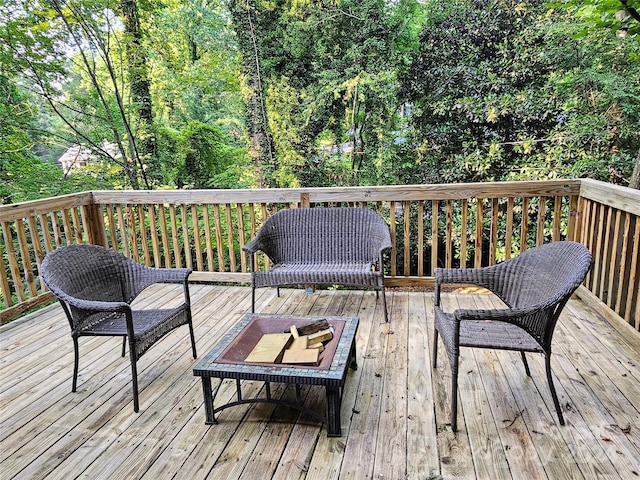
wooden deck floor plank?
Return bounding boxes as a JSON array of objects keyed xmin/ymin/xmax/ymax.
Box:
[
  {"xmin": 372, "ymin": 292, "xmax": 409, "ymax": 480},
  {"xmin": 252, "ymin": 288, "xmax": 340, "ymax": 480},
  {"xmin": 563, "ymin": 301, "xmax": 640, "ymax": 402},
  {"xmin": 237, "ymin": 388, "xmax": 313, "ymax": 480},
  {"xmin": 273, "ymin": 290, "xmax": 368, "ymax": 480},
  {"xmin": 0, "ymin": 288, "xmax": 171, "ymax": 390},
  {"xmin": 0, "ymin": 309, "xmax": 68, "ymax": 366},
  {"xmin": 6, "ymin": 286, "xmax": 249, "ymax": 479},
  {"xmin": 0, "ymin": 283, "xmax": 183, "ymax": 368},
  {"xmin": 549, "ymin": 310, "xmax": 640, "ymax": 470},
  {"xmin": 0, "ymin": 285, "xmax": 191, "ymax": 413},
  {"xmin": 471, "ymin": 349, "xmax": 549, "ymax": 479},
  {"xmin": 555, "ymin": 321, "xmax": 640, "ymax": 442},
  {"xmin": 556, "ymin": 304, "xmax": 640, "ymax": 455},
  {"xmin": 458, "ymin": 290, "xmax": 553, "ymax": 479},
  {"xmin": 523, "ymin": 343, "xmax": 626, "ymax": 480},
  {"xmin": 2, "ymin": 286, "xmax": 640, "ymax": 480},
  {"xmin": 270, "ymin": 389, "xmax": 324, "ymax": 480},
  {"xmin": 303, "ymin": 290, "xmax": 377, "ymax": 480},
  {"xmin": 180, "ymin": 289, "xmax": 314, "ymax": 479},
  {"xmin": 234, "ymin": 286, "xmax": 348, "ymax": 480},
  {"xmin": 450, "ymin": 293, "xmax": 513, "ymax": 480},
  {"xmin": 469, "ymin": 294, "xmax": 588, "ymax": 480},
  {"xmin": 334, "ymin": 292, "xmax": 391, "ymax": 479},
  {"xmin": 463, "ymin": 293, "xmax": 567, "ymax": 479},
  {"xmin": 134, "ymin": 285, "xmax": 278, "ymax": 480},
  {"xmin": 200, "ymin": 292, "xmax": 315, "ymax": 479},
  {"xmin": 471, "ymin": 294, "xmax": 581, "ymax": 477},
  {"xmin": 171, "ymin": 288, "xmax": 304, "ymax": 480},
  {"xmin": 433, "ymin": 292, "xmax": 476, "ymax": 479},
  {"xmin": 406, "ymin": 291, "xmax": 440, "ymax": 479},
  {"xmin": 492, "ymin": 348, "xmax": 587, "ymax": 480},
  {"xmin": 58, "ymin": 285, "xmax": 257, "ymax": 479},
  {"xmin": 0, "ymin": 316, "xmax": 167, "ymax": 446},
  {"xmin": 546, "ymin": 340, "xmax": 639, "ymax": 478}
]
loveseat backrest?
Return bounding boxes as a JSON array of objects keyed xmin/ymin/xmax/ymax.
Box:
[{"xmin": 257, "ymin": 208, "xmax": 391, "ymax": 264}]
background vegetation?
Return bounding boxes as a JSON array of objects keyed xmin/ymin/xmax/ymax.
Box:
[{"xmin": 1, "ymin": 0, "xmax": 639, "ymax": 204}]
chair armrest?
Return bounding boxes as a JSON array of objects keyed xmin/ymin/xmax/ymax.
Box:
[
  {"xmin": 435, "ymin": 267, "xmax": 496, "ymax": 286},
  {"xmin": 144, "ymin": 267, "xmax": 192, "ymax": 284},
  {"xmin": 243, "ymin": 236, "xmax": 262, "ymax": 255},
  {"xmin": 435, "ymin": 266, "xmax": 502, "ymax": 305},
  {"xmin": 55, "ymin": 291, "xmax": 130, "ymax": 313}
]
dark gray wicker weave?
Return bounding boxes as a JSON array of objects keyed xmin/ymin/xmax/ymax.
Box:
[
  {"xmin": 242, "ymin": 207, "xmax": 392, "ymax": 321},
  {"xmin": 433, "ymin": 241, "xmax": 592, "ymax": 431},
  {"xmin": 41, "ymin": 244, "xmax": 197, "ymax": 412}
]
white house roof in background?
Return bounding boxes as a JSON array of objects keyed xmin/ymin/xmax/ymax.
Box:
[{"xmin": 57, "ymin": 141, "xmax": 120, "ymax": 172}]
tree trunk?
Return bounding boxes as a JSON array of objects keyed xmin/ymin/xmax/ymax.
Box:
[
  {"xmin": 629, "ymin": 148, "xmax": 640, "ymax": 189},
  {"xmin": 228, "ymin": 0, "xmax": 276, "ymax": 188},
  {"xmin": 120, "ymin": 0, "xmax": 154, "ymax": 188}
]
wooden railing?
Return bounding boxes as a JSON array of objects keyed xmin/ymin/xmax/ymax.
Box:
[
  {"xmin": 573, "ymin": 179, "xmax": 639, "ymax": 331},
  {"xmin": 2, "ymin": 179, "xmax": 638, "ymax": 330}
]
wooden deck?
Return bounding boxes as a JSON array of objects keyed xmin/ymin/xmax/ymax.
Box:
[{"xmin": 1, "ymin": 284, "xmax": 639, "ymax": 479}]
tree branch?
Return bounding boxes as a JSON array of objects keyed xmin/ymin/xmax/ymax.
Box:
[{"xmin": 620, "ymin": 0, "xmax": 640, "ymax": 22}]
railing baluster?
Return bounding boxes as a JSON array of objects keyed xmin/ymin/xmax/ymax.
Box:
[
  {"xmin": 225, "ymin": 204, "xmax": 235, "ymax": 273},
  {"xmin": 192, "ymin": 204, "xmax": 203, "ymax": 272},
  {"xmin": 403, "ymin": 201, "xmax": 411, "ymax": 276},
  {"xmin": 505, "ymin": 197, "xmax": 514, "ymax": 259},
  {"xmin": 460, "ymin": 199, "xmax": 468, "ymax": 268},
  {"xmin": 203, "ymin": 205, "xmax": 214, "ymax": 272},
  {"xmin": 417, "ymin": 200, "xmax": 424, "ymax": 276},
  {"xmin": 431, "ymin": 199, "xmax": 438, "ymax": 274}
]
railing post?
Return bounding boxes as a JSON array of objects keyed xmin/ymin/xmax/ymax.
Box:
[
  {"xmin": 567, "ymin": 194, "xmax": 580, "ymax": 242},
  {"xmin": 83, "ymin": 202, "xmax": 108, "ymax": 247},
  {"xmin": 300, "ymin": 192, "xmax": 310, "ymax": 208}
]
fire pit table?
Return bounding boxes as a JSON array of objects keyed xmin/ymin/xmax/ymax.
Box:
[{"xmin": 193, "ymin": 313, "xmax": 359, "ymax": 437}]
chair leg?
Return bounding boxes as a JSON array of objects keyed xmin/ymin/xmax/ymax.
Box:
[
  {"xmin": 545, "ymin": 353, "xmax": 565, "ymax": 426},
  {"xmin": 251, "ymin": 286, "xmax": 256, "ymax": 313},
  {"xmin": 432, "ymin": 329, "xmax": 439, "ymax": 368},
  {"xmin": 121, "ymin": 336, "xmax": 127, "ymax": 357},
  {"xmin": 381, "ymin": 288, "xmax": 389, "ymax": 322},
  {"xmin": 129, "ymin": 351, "xmax": 140, "ymax": 413},
  {"xmin": 188, "ymin": 321, "xmax": 197, "ymax": 359},
  {"xmin": 72, "ymin": 336, "xmax": 79, "ymax": 392},
  {"xmin": 520, "ymin": 351, "xmax": 531, "ymax": 376},
  {"xmin": 451, "ymin": 360, "xmax": 459, "ymax": 432}
]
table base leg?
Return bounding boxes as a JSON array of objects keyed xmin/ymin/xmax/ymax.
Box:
[{"xmin": 326, "ymin": 385, "xmax": 342, "ymax": 437}]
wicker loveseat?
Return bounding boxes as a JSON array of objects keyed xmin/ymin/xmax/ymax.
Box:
[{"xmin": 242, "ymin": 207, "xmax": 392, "ymax": 321}]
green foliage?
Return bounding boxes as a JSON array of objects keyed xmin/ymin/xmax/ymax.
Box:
[
  {"xmin": 234, "ymin": 0, "xmax": 424, "ymax": 187},
  {"xmin": 400, "ymin": 0, "xmax": 639, "ymax": 185},
  {"xmin": 156, "ymin": 121, "xmax": 250, "ymax": 189},
  {"xmin": 550, "ymin": 0, "xmax": 640, "ymax": 36},
  {"xmin": 1, "ymin": 0, "xmax": 638, "ymax": 198},
  {"xmin": 148, "ymin": 0, "xmax": 244, "ymax": 133}
]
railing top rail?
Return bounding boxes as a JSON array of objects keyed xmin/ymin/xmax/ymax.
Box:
[
  {"xmin": 579, "ymin": 178, "xmax": 640, "ymax": 216},
  {"xmin": 86, "ymin": 179, "xmax": 581, "ymax": 205},
  {"xmin": 0, "ymin": 192, "xmax": 94, "ymax": 222}
]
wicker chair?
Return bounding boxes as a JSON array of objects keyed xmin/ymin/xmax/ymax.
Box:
[
  {"xmin": 41, "ymin": 244, "xmax": 197, "ymax": 412},
  {"xmin": 433, "ymin": 241, "xmax": 592, "ymax": 431},
  {"xmin": 243, "ymin": 207, "xmax": 392, "ymax": 321}
]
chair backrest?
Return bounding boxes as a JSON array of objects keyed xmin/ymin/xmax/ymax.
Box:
[
  {"xmin": 40, "ymin": 244, "xmax": 154, "ymax": 309},
  {"xmin": 256, "ymin": 208, "xmax": 391, "ymax": 264},
  {"xmin": 491, "ymin": 241, "xmax": 592, "ymax": 310}
]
